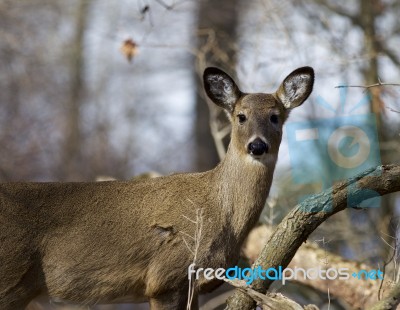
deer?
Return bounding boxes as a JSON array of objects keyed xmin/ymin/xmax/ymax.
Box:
[{"xmin": 0, "ymin": 66, "xmax": 314, "ymax": 310}]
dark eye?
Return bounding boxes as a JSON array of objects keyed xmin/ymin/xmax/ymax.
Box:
[
  {"xmin": 270, "ymin": 114, "xmax": 279, "ymax": 124},
  {"xmin": 237, "ymin": 114, "xmax": 247, "ymax": 124}
]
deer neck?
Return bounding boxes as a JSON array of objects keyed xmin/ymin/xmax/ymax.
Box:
[{"xmin": 213, "ymin": 145, "xmax": 277, "ymax": 242}]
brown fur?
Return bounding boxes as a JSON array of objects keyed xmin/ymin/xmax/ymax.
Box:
[{"xmin": 0, "ymin": 66, "xmax": 314, "ymax": 309}]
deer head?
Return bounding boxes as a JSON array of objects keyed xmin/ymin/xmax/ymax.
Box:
[{"xmin": 203, "ymin": 67, "xmax": 314, "ymax": 165}]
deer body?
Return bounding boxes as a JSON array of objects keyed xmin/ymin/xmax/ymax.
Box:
[{"xmin": 0, "ymin": 67, "xmax": 314, "ymax": 309}]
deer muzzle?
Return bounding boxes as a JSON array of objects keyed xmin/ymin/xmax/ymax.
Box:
[{"xmin": 247, "ymin": 138, "xmax": 268, "ymax": 156}]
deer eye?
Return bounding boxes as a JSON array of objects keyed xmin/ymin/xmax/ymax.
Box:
[
  {"xmin": 270, "ymin": 114, "xmax": 279, "ymax": 124},
  {"xmin": 237, "ymin": 114, "xmax": 247, "ymax": 124}
]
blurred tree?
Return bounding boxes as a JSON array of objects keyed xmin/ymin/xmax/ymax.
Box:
[
  {"xmin": 61, "ymin": 0, "xmax": 91, "ymax": 180},
  {"xmin": 0, "ymin": 1, "xmax": 66, "ymax": 181},
  {"xmin": 194, "ymin": 0, "xmax": 241, "ymax": 171}
]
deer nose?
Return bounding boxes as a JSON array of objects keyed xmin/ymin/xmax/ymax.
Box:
[{"xmin": 247, "ymin": 138, "xmax": 268, "ymax": 156}]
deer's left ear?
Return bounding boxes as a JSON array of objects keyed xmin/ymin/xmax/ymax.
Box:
[
  {"xmin": 276, "ymin": 67, "xmax": 314, "ymax": 109},
  {"xmin": 203, "ymin": 67, "xmax": 242, "ymax": 113}
]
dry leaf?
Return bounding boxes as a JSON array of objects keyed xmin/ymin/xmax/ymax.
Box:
[{"xmin": 120, "ymin": 39, "xmax": 138, "ymax": 63}]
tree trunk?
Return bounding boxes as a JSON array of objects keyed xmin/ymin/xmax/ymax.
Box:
[
  {"xmin": 194, "ymin": 0, "xmax": 240, "ymax": 171},
  {"xmin": 61, "ymin": 0, "xmax": 90, "ymax": 180}
]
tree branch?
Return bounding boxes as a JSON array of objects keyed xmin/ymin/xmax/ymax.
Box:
[
  {"xmin": 386, "ymin": 107, "xmax": 400, "ymax": 114},
  {"xmin": 226, "ymin": 165, "xmax": 400, "ymax": 310},
  {"xmin": 368, "ymin": 281, "xmax": 400, "ymax": 310}
]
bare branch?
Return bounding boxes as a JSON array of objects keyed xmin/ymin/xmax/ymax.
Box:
[
  {"xmin": 379, "ymin": 235, "xmax": 397, "ymax": 301},
  {"xmin": 386, "ymin": 107, "xmax": 400, "ymax": 114},
  {"xmin": 336, "ymin": 81, "xmax": 400, "ymax": 90},
  {"xmin": 154, "ymin": 0, "xmax": 173, "ymax": 10}
]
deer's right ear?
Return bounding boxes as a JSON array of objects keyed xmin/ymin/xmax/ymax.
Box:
[{"xmin": 203, "ymin": 67, "xmax": 241, "ymax": 113}]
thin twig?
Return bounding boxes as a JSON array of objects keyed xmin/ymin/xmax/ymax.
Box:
[
  {"xmin": 180, "ymin": 230, "xmax": 196, "ymax": 240},
  {"xmin": 154, "ymin": 0, "xmax": 173, "ymax": 10},
  {"xmin": 378, "ymin": 242, "xmax": 396, "ymax": 301},
  {"xmin": 182, "ymin": 236, "xmax": 195, "ymax": 256},
  {"xmin": 387, "ymin": 107, "xmax": 400, "ymax": 114},
  {"xmin": 327, "ymin": 288, "xmax": 331, "ymax": 310},
  {"xmin": 314, "ymin": 237, "xmax": 331, "ymax": 308},
  {"xmin": 182, "ymin": 214, "xmax": 197, "ymax": 224},
  {"xmin": 380, "ymin": 236, "xmax": 395, "ymax": 251},
  {"xmin": 336, "ymin": 80, "xmax": 400, "ymax": 90},
  {"xmin": 186, "ymin": 208, "xmax": 204, "ymax": 310},
  {"xmin": 264, "ymin": 196, "xmax": 279, "ymax": 226}
]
